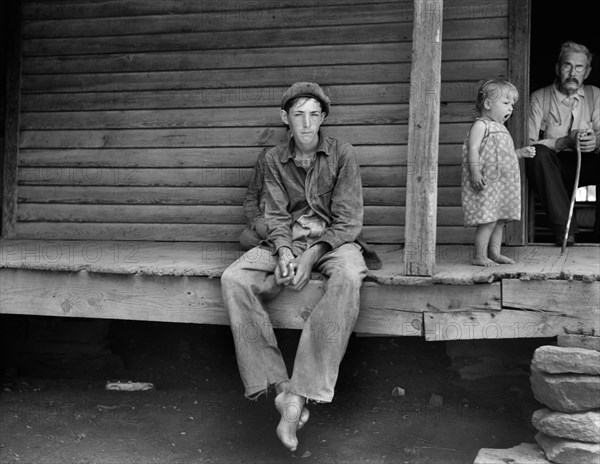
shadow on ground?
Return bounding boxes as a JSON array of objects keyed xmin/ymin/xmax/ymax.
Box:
[{"xmin": 1, "ymin": 316, "xmax": 545, "ymax": 464}]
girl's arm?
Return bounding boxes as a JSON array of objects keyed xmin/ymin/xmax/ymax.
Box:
[{"xmin": 466, "ymin": 120, "xmax": 487, "ymax": 191}]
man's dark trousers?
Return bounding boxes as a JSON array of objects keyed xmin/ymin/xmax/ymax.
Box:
[{"xmin": 526, "ymin": 144, "xmax": 600, "ymax": 242}]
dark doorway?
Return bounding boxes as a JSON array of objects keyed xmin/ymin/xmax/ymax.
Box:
[
  {"xmin": 529, "ymin": 0, "xmax": 599, "ymax": 243},
  {"xmin": 530, "ymin": 1, "xmax": 599, "ymax": 92}
]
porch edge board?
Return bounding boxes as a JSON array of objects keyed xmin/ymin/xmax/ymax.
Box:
[
  {"xmin": 423, "ymin": 278, "xmax": 600, "ymax": 341},
  {"xmin": 0, "ymin": 268, "xmax": 423, "ymax": 337}
]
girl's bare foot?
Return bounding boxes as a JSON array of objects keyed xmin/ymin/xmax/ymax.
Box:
[
  {"xmin": 490, "ymin": 254, "xmax": 515, "ymax": 264},
  {"xmin": 275, "ymin": 391, "xmax": 305, "ymax": 452},
  {"xmin": 472, "ymin": 257, "xmax": 498, "ymax": 267}
]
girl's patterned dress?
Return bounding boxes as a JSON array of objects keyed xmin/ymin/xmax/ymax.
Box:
[{"xmin": 461, "ymin": 118, "xmax": 521, "ymax": 226}]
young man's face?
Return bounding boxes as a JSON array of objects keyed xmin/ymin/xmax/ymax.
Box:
[
  {"xmin": 280, "ymin": 97, "xmax": 325, "ymax": 147},
  {"xmin": 556, "ymin": 52, "xmax": 591, "ymax": 94}
]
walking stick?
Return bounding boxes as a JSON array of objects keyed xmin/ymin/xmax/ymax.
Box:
[{"xmin": 561, "ymin": 136, "xmax": 582, "ymax": 255}]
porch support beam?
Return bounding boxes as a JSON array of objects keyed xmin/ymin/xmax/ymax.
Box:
[
  {"xmin": 2, "ymin": 0, "xmax": 22, "ymax": 238},
  {"xmin": 404, "ymin": 0, "xmax": 443, "ymax": 276},
  {"xmin": 505, "ymin": 0, "xmax": 531, "ymax": 245}
]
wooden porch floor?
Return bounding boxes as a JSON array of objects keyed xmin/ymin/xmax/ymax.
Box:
[
  {"xmin": 1, "ymin": 240, "xmax": 598, "ymax": 340},
  {"xmin": 1, "ymin": 240, "xmax": 598, "ymax": 281}
]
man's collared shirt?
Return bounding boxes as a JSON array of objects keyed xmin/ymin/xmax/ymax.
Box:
[
  {"xmin": 528, "ymin": 82, "xmax": 600, "ymax": 152},
  {"xmin": 263, "ymin": 133, "xmax": 363, "ymax": 255}
]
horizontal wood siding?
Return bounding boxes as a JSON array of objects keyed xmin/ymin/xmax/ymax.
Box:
[{"xmin": 17, "ymin": 0, "xmax": 509, "ymax": 244}]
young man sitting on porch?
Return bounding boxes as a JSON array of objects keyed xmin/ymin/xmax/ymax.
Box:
[
  {"xmin": 239, "ymin": 149, "xmax": 382, "ymax": 268},
  {"xmin": 221, "ymin": 82, "xmax": 368, "ymax": 452}
]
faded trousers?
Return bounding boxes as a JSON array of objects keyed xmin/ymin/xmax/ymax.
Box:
[
  {"xmin": 526, "ymin": 144, "xmax": 600, "ymax": 240},
  {"xmin": 221, "ymin": 242, "xmax": 367, "ymax": 403}
]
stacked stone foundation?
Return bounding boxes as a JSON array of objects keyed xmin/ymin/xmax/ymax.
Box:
[{"xmin": 474, "ymin": 334, "xmax": 600, "ymax": 464}]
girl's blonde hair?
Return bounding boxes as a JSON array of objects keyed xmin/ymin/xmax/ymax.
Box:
[{"xmin": 475, "ymin": 79, "xmax": 519, "ymax": 114}]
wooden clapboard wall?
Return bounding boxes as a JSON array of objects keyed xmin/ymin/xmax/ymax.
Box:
[
  {"xmin": 1, "ymin": 2, "xmax": 6, "ymax": 203},
  {"xmin": 15, "ymin": 0, "xmax": 509, "ymax": 244}
]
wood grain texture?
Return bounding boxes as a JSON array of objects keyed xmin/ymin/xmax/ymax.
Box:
[
  {"xmin": 504, "ymin": 0, "xmax": 531, "ymax": 245},
  {"xmin": 2, "ymin": 0, "xmax": 22, "ymax": 239},
  {"xmin": 404, "ymin": 0, "xmax": 443, "ymax": 276},
  {"xmin": 22, "ymin": 20, "xmax": 507, "ymax": 56},
  {"xmin": 18, "ymin": 125, "xmax": 473, "ymax": 149},
  {"xmin": 22, "ymin": 41, "xmax": 507, "ymax": 74},
  {"xmin": 0, "ymin": 268, "xmax": 422, "ymax": 336},
  {"xmin": 11, "ymin": 224, "xmax": 477, "ymax": 243},
  {"xmin": 16, "ymin": 204, "xmax": 465, "ymax": 226},
  {"xmin": 19, "ymin": 83, "xmax": 484, "ymax": 111},
  {"xmin": 17, "ymin": 166, "xmax": 463, "ymax": 187},
  {"xmin": 2, "ymin": 242, "xmax": 596, "ymax": 281},
  {"xmin": 22, "ymin": 0, "xmax": 505, "ymax": 22},
  {"xmin": 2, "ymin": 240, "xmax": 597, "ymax": 338},
  {"xmin": 18, "ymin": 145, "xmax": 463, "ymax": 168},
  {"xmin": 17, "ymin": 186, "xmax": 462, "ymax": 207},
  {"xmin": 424, "ymin": 307, "xmax": 600, "ymax": 341},
  {"xmin": 20, "ymin": 103, "xmax": 477, "ymax": 130},
  {"xmin": 14, "ymin": 0, "xmax": 509, "ymax": 245},
  {"xmin": 502, "ymin": 279, "xmax": 600, "ymax": 314},
  {"xmin": 21, "ymin": 61, "xmax": 505, "ymax": 92}
]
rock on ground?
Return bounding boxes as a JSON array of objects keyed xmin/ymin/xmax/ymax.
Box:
[
  {"xmin": 536, "ymin": 432, "xmax": 600, "ymax": 464},
  {"xmin": 473, "ymin": 442, "xmax": 550, "ymax": 464}
]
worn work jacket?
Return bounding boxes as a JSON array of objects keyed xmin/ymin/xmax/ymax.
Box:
[{"xmin": 263, "ymin": 133, "xmax": 364, "ymax": 256}]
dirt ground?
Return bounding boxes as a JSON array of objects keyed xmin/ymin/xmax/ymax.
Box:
[{"xmin": 0, "ymin": 316, "xmax": 547, "ymax": 464}]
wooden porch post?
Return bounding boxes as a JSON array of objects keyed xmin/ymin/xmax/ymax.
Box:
[
  {"xmin": 505, "ymin": 0, "xmax": 531, "ymax": 245},
  {"xmin": 404, "ymin": 0, "xmax": 443, "ymax": 276},
  {"xmin": 1, "ymin": 0, "xmax": 22, "ymax": 238}
]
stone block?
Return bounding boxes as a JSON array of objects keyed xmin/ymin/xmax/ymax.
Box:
[
  {"xmin": 532, "ymin": 345, "xmax": 600, "ymax": 375},
  {"xmin": 530, "ymin": 366, "xmax": 600, "ymax": 413},
  {"xmin": 557, "ymin": 334, "xmax": 600, "ymax": 352},
  {"xmin": 536, "ymin": 432, "xmax": 600, "ymax": 464},
  {"xmin": 473, "ymin": 442, "xmax": 550, "ymax": 464},
  {"xmin": 532, "ymin": 408, "xmax": 600, "ymax": 443}
]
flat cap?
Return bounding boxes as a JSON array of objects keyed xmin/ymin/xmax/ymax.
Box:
[{"xmin": 280, "ymin": 81, "xmax": 330, "ymax": 115}]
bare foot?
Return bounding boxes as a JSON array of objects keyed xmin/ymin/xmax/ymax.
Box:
[
  {"xmin": 275, "ymin": 381, "xmax": 309, "ymax": 430},
  {"xmin": 298, "ymin": 406, "xmax": 310, "ymax": 430},
  {"xmin": 490, "ymin": 254, "xmax": 515, "ymax": 264},
  {"xmin": 472, "ymin": 257, "xmax": 498, "ymax": 267},
  {"xmin": 275, "ymin": 391, "xmax": 305, "ymax": 452}
]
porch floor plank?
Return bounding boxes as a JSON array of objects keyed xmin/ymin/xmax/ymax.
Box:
[
  {"xmin": 1, "ymin": 240, "xmax": 598, "ymax": 338},
  {"xmin": 1, "ymin": 240, "xmax": 598, "ymax": 282}
]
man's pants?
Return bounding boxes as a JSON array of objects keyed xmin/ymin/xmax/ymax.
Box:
[
  {"xmin": 221, "ymin": 243, "xmax": 367, "ymax": 403},
  {"xmin": 525, "ymin": 145, "xmax": 600, "ymax": 241}
]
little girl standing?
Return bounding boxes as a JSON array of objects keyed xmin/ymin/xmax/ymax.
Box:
[{"xmin": 462, "ymin": 79, "xmax": 536, "ymax": 266}]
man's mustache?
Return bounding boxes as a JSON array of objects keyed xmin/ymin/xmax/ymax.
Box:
[{"xmin": 566, "ymin": 78, "xmax": 579, "ymax": 84}]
